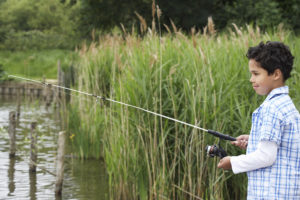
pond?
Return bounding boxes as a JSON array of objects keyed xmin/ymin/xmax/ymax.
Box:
[{"xmin": 0, "ymin": 96, "xmax": 109, "ymax": 200}]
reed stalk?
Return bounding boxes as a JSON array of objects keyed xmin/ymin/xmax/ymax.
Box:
[{"xmin": 66, "ymin": 24, "xmax": 300, "ymax": 199}]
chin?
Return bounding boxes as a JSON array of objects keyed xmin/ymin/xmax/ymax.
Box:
[{"xmin": 256, "ymin": 90, "xmax": 269, "ymax": 96}]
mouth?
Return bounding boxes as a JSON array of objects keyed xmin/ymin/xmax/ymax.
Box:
[{"xmin": 252, "ymin": 85, "xmax": 259, "ymax": 89}]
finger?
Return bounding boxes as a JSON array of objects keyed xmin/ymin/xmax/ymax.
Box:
[
  {"xmin": 243, "ymin": 142, "xmax": 248, "ymax": 148},
  {"xmin": 217, "ymin": 161, "xmax": 223, "ymax": 168}
]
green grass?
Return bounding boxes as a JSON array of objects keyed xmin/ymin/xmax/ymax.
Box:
[
  {"xmin": 0, "ymin": 49, "xmax": 77, "ymax": 79},
  {"xmin": 66, "ymin": 26, "xmax": 300, "ymax": 200}
]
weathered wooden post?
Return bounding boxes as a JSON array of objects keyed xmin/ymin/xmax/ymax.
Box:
[
  {"xmin": 16, "ymin": 89, "xmax": 21, "ymax": 124},
  {"xmin": 29, "ymin": 169, "xmax": 37, "ymax": 200},
  {"xmin": 8, "ymin": 111, "xmax": 16, "ymax": 158},
  {"xmin": 57, "ymin": 60, "xmax": 62, "ymax": 99},
  {"xmin": 8, "ymin": 157, "xmax": 16, "ymax": 193},
  {"xmin": 55, "ymin": 131, "xmax": 65, "ymax": 196},
  {"xmin": 45, "ymin": 84, "xmax": 52, "ymax": 108},
  {"xmin": 29, "ymin": 122, "xmax": 38, "ymax": 172}
]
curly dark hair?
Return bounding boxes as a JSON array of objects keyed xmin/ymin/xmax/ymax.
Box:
[{"xmin": 246, "ymin": 41, "xmax": 294, "ymax": 81}]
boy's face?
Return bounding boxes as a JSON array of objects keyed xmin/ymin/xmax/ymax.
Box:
[{"xmin": 248, "ymin": 59, "xmax": 280, "ymax": 96}]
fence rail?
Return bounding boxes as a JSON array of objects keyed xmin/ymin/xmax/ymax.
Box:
[{"xmin": 0, "ymin": 81, "xmax": 57, "ymax": 97}]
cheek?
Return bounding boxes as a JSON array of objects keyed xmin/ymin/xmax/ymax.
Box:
[{"xmin": 256, "ymin": 76, "xmax": 264, "ymax": 84}]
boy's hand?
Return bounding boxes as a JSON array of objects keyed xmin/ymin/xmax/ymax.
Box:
[
  {"xmin": 231, "ymin": 134, "xmax": 249, "ymax": 149},
  {"xmin": 217, "ymin": 156, "xmax": 232, "ymax": 170}
]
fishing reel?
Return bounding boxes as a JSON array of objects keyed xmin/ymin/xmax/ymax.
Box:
[{"xmin": 205, "ymin": 143, "xmax": 227, "ymax": 158}]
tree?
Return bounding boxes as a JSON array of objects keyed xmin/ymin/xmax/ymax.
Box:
[
  {"xmin": 0, "ymin": 0, "xmax": 80, "ymax": 49},
  {"xmin": 275, "ymin": 0, "xmax": 300, "ymax": 31},
  {"xmin": 77, "ymin": 0, "xmax": 215, "ymax": 36},
  {"xmin": 77, "ymin": 0, "xmax": 152, "ymax": 37},
  {"xmin": 212, "ymin": 0, "xmax": 300, "ymax": 32},
  {"xmin": 214, "ymin": 0, "xmax": 283, "ymax": 30},
  {"xmin": 157, "ymin": 0, "xmax": 215, "ymax": 31}
]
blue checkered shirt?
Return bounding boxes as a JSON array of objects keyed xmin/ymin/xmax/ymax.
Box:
[{"xmin": 246, "ymin": 86, "xmax": 300, "ymax": 200}]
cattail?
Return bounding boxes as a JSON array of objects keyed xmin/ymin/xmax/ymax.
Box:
[
  {"xmin": 131, "ymin": 24, "xmax": 136, "ymax": 35},
  {"xmin": 120, "ymin": 23, "xmax": 127, "ymax": 36},
  {"xmin": 191, "ymin": 26, "xmax": 196, "ymax": 36},
  {"xmin": 91, "ymin": 28, "xmax": 95, "ymax": 41},
  {"xmin": 156, "ymin": 5, "xmax": 162, "ymax": 21},
  {"xmin": 198, "ymin": 45, "xmax": 206, "ymax": 64},
  {"xmin": 207, "ymin": 17, "xmax": 216, "ymax": 36},
  {"xmin": 170, "ymin": 19, "xmax": 177, "ymax": 33},
  {"xmin": 227, "ymin": 26, "xmax": 236, "ymax": 38},
  {"xmin": 135, "ymin": 12, "xmax": 147, "ymax": 34},
  {"xmin": 247, "ymin": 24, "xmax": 256, "ymax": 40},
  {"xmin": 232, "ymin": 23, "xmax": 243, "ymax": 37},
  {"xmin": 152, "ymin": 0, "xmax": 156, "ymax": 19},
  {"xmin": 203, "ymin": 26, "xmax": 207, "ymax": 37},
  {"xmin": 191, "ymin": 27, "xmax": 197, "ymax": 48},
  {"xmin": 152, "ymin": 20, "xmax": 156, "ymax": 33},
  {"xmin": 256, "ymin": 26, "xmax": 260, "ymax": 37},
  {"xmin": 277, "ymin": 23, "xmax": 285, "ymax": 41},
  {"xmin": 151, "ymin": 0, "xmax": 156, "ymax": 33},
  {"xmin": 163, "ymin": 24, "xmax": 171, "ymax": 34},
  {"xmin": 149, "ymin": 53, "xmax": 158, "ymax": 68}
]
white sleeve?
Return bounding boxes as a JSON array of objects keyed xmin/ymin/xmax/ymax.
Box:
[{"xmin": 230, "ymin": 141, "xmax": 278, "ymax": 174}]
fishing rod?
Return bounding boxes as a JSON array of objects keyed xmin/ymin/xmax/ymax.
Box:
[{"xmin": 8, "ymin": 74, "xmax": 236, "ymax": 158}]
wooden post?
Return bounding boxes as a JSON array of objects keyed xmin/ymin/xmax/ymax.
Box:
[
  {"xmin": 29, "ymin": 169, "xmax": 37, "ymax": 200},
  {"xmin": 57, "ymin": 60, "xmax": 62, "ymax": 98},
  {"xmin": 8, "ymin": 157, "xmax": 16, "ymax": 193},
  {"xmin": 16, "ymin": 89, "xmax": 21, "ymax": 124},
  {"xmin": 55, "ymin": 131, "xmax": 65, "ymax": 196},
  {"xmin": 45, "ymin": 84, "xmax": 52, "ymax": 108},
  {"xmin": 29, "ymin": 122, "xmax": 38, "ymax": 172},
  {"xmin": 8, "ymin": 111, "xmax": 16, "ymax": 158}
]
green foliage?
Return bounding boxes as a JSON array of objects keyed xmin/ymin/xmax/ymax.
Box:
[
  {"xmin": 77, "ymin": 0, "xmax": 300, "ymax": 36},
  {"xmin": 0, "ymin": 0, "xmax": 299, "ymax": 46},
  {"xmin": 0, "ymin": 63, "xmax": 13, "ymax": 82},
  {"xmin": 0, "ymin": 49, "xmax": 77, "ymax": 79},
  {"xmin": 0, "ymin": 0, "xmax": 80, "ymax": 50},
  {"xmin": 158, "ymin": 0, "xmax": 215, "ymax": 30},
  {"xmin": 276, "ymin": 0, "xmax": 300, "ymax": 32},
  {"xmin": 66, "ymin": 27, "xmax": 300, "ymax": 199},
  {"xmin": 77, "ymin": 0, "xmax": 153, "ymax": 37},
  {"xmin": 77, "ymin": 0, "xmax": 215, "ymax": 36},
  {"xmin": 214, "ymin": 0, "xmax": 283, "ymax": 30},
  {"xmin": 0, "ymin": 63, "xmax": 6, "ymax": 82},
  {"xmin": 0, "ymin": 30, "xmax": 74, "ymax": 50}
]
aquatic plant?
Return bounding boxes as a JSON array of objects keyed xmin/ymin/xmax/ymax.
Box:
[{"xmin": 67, "ymin": 23, "xmax": 300, "ymax": 199}]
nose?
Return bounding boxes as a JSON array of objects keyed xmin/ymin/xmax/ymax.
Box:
[{"xmin": 249, "ymin": 75, "xmax": 254, "ymax": 83}]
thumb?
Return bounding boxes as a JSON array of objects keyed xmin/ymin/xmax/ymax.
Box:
[{"xmin": 217, "ymin": 159, "xmax": 223, "ymax": 168}]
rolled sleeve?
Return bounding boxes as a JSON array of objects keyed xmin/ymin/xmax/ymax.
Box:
[
  {"xmin": 231, "ymin": 141, "xmax": 278, "ymax": 174},
  {"xmin": 259, "ymin": 105, "xmax": 283, "ymax": 146}
]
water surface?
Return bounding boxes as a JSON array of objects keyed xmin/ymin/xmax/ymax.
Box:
[{"xmin": 0, "ymin": 96, "xmax": 108, "ymax": 200}]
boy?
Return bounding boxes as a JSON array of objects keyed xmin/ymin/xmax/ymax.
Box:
[{"xmin": 218, "ymin": 41, "xmax": 300, "ymax": 199}]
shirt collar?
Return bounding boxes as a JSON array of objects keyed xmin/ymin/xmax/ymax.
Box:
[{"xmin": 265, "ymin": 86, "xmax": 289, "ymax": 101}]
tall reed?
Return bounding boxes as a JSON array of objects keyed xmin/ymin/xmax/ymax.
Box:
[{"xmin": 67, "ymin": 24, "xmax": 300, "ymax": 199}]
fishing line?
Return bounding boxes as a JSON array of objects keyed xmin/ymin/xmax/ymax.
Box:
[{"xmin": 8, "ymin": 74, "xmax": 236, "ymax": 141}]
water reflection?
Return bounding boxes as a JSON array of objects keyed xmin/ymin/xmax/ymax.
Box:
[
  {"xmin": 29, "ymin": 171, "xmax": 37, "ymax": 200},
  {"xmin": 8, "ymin": 158, "xmax": 15, "ymax": 195},
  {"xmin": 0, "ymin": 95, "xmax": 109, "ymax": 200}
]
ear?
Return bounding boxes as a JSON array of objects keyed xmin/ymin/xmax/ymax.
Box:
[{"xmin": 273, "ymin": 69, "xmax": 283, "ymax": 81}]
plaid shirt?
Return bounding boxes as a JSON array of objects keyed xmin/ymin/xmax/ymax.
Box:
[{"xmin": 247, "ymin": 86, "xmax": 300, "ymax": 200}]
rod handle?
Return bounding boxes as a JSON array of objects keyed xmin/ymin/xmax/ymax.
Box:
[{"xmin": 207, "ymin": 129, "xmax": 236, "ymax": 141}]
